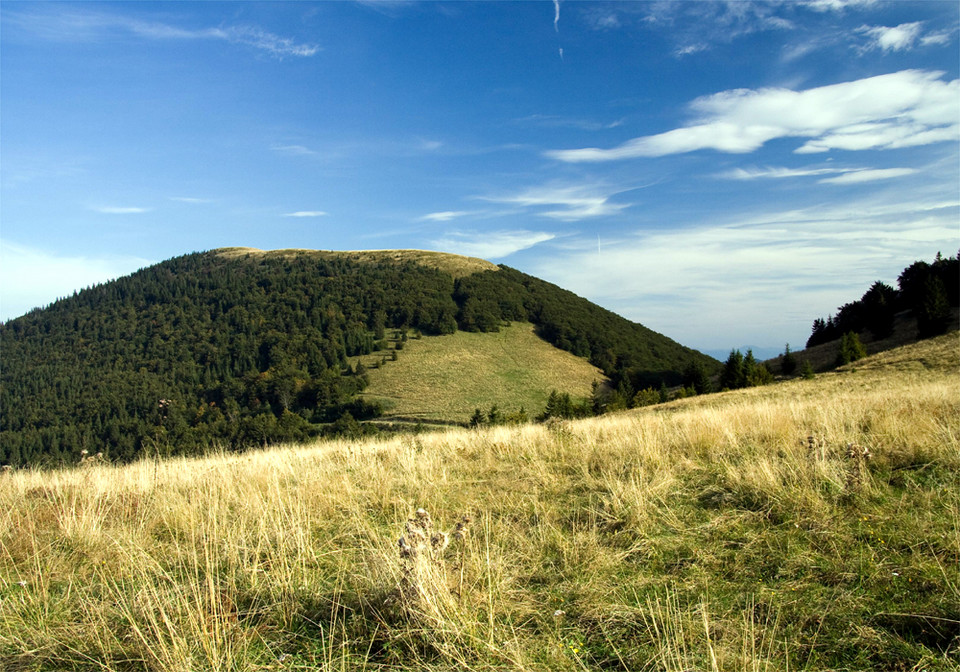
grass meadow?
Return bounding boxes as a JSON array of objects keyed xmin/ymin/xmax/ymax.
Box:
[
  {"xmin": 356, "ymin": 322, "xmax": 604, "ymax": 423},
  {"xmin": 1, "ymin": 333, "xmax": 958, "ymax": 671}
]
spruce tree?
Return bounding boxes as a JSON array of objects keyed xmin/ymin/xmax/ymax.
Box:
[
  {"xmin": 917, "ymin": 276, "xmax": 952, "ymax": 338},
  {"xmin": 836, "ymin": 332, "xmax": 867, "ymax": 367},
  {"xmin": 781, "ymin": 344, "xmax": 797, "ymax": 376},
  {"xmin": 720, "ymin": 350, "xmax": 745, "ymax": 390}
]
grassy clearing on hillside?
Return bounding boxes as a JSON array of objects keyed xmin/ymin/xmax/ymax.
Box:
[
  {"xmin": 1, "ymin": 334, "xmax": 958, "ymax": 671},
  {"xmin": 357, "ymin": 322, "xmax": 605, "ymax": 422}
]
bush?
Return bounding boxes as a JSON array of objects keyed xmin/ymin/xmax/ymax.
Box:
[{"xmin": 633, "ymin": 388, "xmax": 661, "ymax": 407}]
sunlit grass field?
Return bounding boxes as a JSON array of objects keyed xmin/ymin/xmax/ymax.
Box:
[
  {"xmin": 1, "ymin": 333, "xmax": 957, "ymax": 671},
  {"xmin": 356, "ymin": 322, "xmax": 605, "ymax": 423}
]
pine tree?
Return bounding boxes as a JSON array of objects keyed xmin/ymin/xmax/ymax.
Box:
[
  {"xmin": 781, "ymin": 343, "xmax": 797, "ymax": 376},
  {"xmin": 917, "ymin": 276, "xmax": 952, "ymax": 338},
  {"xmin": 469, "ymin": 408, "xmax": 485, "ymax": 427},
  {"xmin": 720, "ymin": 350, "xmax": 745, "ymax": 390},
  {"xmin": 836, "ymin": 332, "xmax": 867, "ymax": 367}
]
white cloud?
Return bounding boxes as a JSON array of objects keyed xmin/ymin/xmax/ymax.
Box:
[
  {"xmin": 92, "ymin": 205, "xmax": 150, "ymax": 214},
  {"xmin": 546, "ymin": 70, "xmax": 959, "ymax": 162},
  {"xmin": 527, "ymin": 197, "xmax": 957, "ymax": 351},
  {"xmin": 420, "ymin": 211, "xmax": 471, "ymax": 222},
  {"xmin": 168, "ymin": 196, "xmax": 212, "ymax": 203},
  {"xmin": 432, "ymin": 230, "xmax": 555, "ymax": 260},
  {"xmin": 283, "ymin": 211, "xmax": 327, "ymax": 217},
  {"xmin": 210, "ymin": 25, "xmax": 319, "ymax": 58},
  {"xmin": 920, "ymin": 30, "xmax": 955, "ymax": 47},
  {"xmin": 818, "ymin": 168, "xmax": 917, "ymax": 184},
  {"xmin": 856, "ymin": 22, "xmax": 923, "ymax": 52},
  {"xmin": 479, "ymin": 184, "xmax": 631, "ymax": 221},
  {"xmin": 718, "ymin": 166, "xmax": 847, "ymax": 180},
  {"xmin": 675, "ymin": 43, "xmax": 709, "ymax": 57},
  {"xmin": 8, "ymin": 8, "xmax": 319, "ymax": 58},
  {"xmin": 513, "ymin": 114, "xmax": 623, "ymax": 131},
  {"xmin": 803, "ymin": 0, "xmax": 878, "ymax": 12},
  {"xmin": 718, "ymin": 165, "xmax": 919, "ymax": 184},
  {"xmin": 0, "ymin": 241, "xmax": 151, "ymax": 321},
  {"xmin": 272, "ymin": 144, "xmax": 318, "ymax": 156}
]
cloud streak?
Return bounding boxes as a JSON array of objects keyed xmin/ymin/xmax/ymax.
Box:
[
  {"xmin": 718, "ymin": 165, "xmax": 919, "ymax": 184},
  {"xmin": 856, "ymin": 22, "xmax": 923, "ymax": 52},
  {"xmin": 546, "ymin": 70, "xmax": 959, "ymax": 162},
  {"xmin": 478, "ymin": 184, "xmax": 631, "ymax": 221},
  {"xmin": 92, "ymin": 206, "xmax": 150, "ymax": 214},
  {"xmin": 528, "ymin": 196, "xmax": 957, "ymax": 350},
  {"xmin": 818, "ymin": 167, "xmax": 917, "ymax": 184},
  {"xmin": 420, "ymin": 211, "xmax": 472, "ymax": 222},
  {"xmin": 432, "ymin": 230, "xmax": 555, "ymax": 259},
  {"xmin": 283, "ymin": 211, "xmax": 327, "ymax": 217},
  {"xmin": 272, "ymin": 144, "xmax": 319, "ymax": 156},
  {"xmin": 8, "ymin": 8, "xmax": 319, "ymax": 58}
]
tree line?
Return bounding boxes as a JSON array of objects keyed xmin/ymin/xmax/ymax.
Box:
[{"xmin": 807, "ymin": 252, "xmax": 958, "ymax": 347}]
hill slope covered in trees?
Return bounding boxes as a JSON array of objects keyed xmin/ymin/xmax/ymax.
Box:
[{"xmin": 0, "ymin": 248, "xmax": 716, "ymax": 466}]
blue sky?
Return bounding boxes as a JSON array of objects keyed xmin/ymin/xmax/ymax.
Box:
[{"xmin": 2, "ymin": 0, "xmax": 957, "ymax": 357}]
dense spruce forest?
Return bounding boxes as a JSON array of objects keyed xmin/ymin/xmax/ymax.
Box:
[
  {"xmin": 806, "ymin": 251, "xmax": 959, "ymax": 347},
  {"xmin": 0, "ymin": 249, "xmax": 716, "ymax": 466}
]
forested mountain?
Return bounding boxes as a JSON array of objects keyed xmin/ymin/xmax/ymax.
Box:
[{"xmin": 0, "ymin": 248, "xmax": 716, "ymax": 466}]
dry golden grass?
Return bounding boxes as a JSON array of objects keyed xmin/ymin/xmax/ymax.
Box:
[
  {"xmin": 1, "ymin": 333, "xmax": 957, "ymax": 671},
  {"xmin": 214, "ymin": 247, "xmax": 498, "ymax": 278},
  {"xmin": 358, "ymin": 322, "xmax": 605, "ymax": 422}
]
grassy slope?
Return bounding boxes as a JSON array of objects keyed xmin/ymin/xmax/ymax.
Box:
[
  {"xmin": 356, "ymin": 322, "xmax": 606, "ymax": 423},
  {"xmin": 214, "ymin": 247, "xmax": 499, "ymax": 279},
  {"xmin": 1, "ymin": 333, "xmax": 958, "ymax": 671}
]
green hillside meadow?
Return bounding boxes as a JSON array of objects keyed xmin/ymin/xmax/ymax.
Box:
[
  {"xmin": 1, "ymin": 333, "xmax": 957, "ymax": 671},
  {"xmin": 356, "ymin": 322, "xmax": 605, "ymax": 423}
]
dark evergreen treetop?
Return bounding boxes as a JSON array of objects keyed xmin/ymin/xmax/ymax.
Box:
[
  {"xmin": 806, "ymin": 252, "xmax": 958, "ymax": 348},
  {"xmin": 1, "ymin": 248, "xmax": 716, "ymax": 467}
]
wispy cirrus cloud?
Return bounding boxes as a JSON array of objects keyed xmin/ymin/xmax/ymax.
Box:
[
  {"xmin": 718, "ymin": 165, "xmax": 919, "ymax": 184},
  {"xmin": 419, "ymin": 211, "xmax": 472, "ymax": 222},
  {"xmin": 478, "ymin": 184, "xmax": 631, "ymax": 221},
  {"xmin": 718, "ymin": 166, "xmax": 847, "ymax": 180},
  {"xmin": 802, "ymin": 0, "xmax": 879, "ymax": 12},
  {"xmin": 91, "ymin": 205, "xmax": 150, "ymax": 214},
  {"xmin": 528, "ymin": 195, "xmax": 957, "ymax": 350},
  {"xmin": 639, "ymin": 1, "xmax": 793, "ymax": 57},
  {"xmin": 855, "ymin": 22, "xmax": 924, "ymax": 52},
  {"xmin": 168, "ymin": 196, "xmax": 213, "ymax": 204},
  {"xmin": 272, "ymin": 144, "xmax": 319, "ymax": 157},
  {"xmin": 920, "ymin": 29, "xmax": 956, "ymax": 47},
  {"xmin": 853, "ymin": 21, "xmax": 957, "ymax": 53},
  {"xmin": 283, "ymin": 211, "xmax": 327, "ymax": 218},
  {"xmin": 546, "ymin": 70, "xmax": 959, "ymax": 162},
  {"xmin": 432, "ymin": 230, "xmax": 555, "ymax": 259},
  {"xmin": 6, "ymin": 7, "xmax": 319, "ymax": 58},
  {"xmin": 818, "ymin": 167, "xmax": 917, "ymax": 184},
  {"xmin": 513, "ymin": 114, "xmax": 624, "ymax": 131}
]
